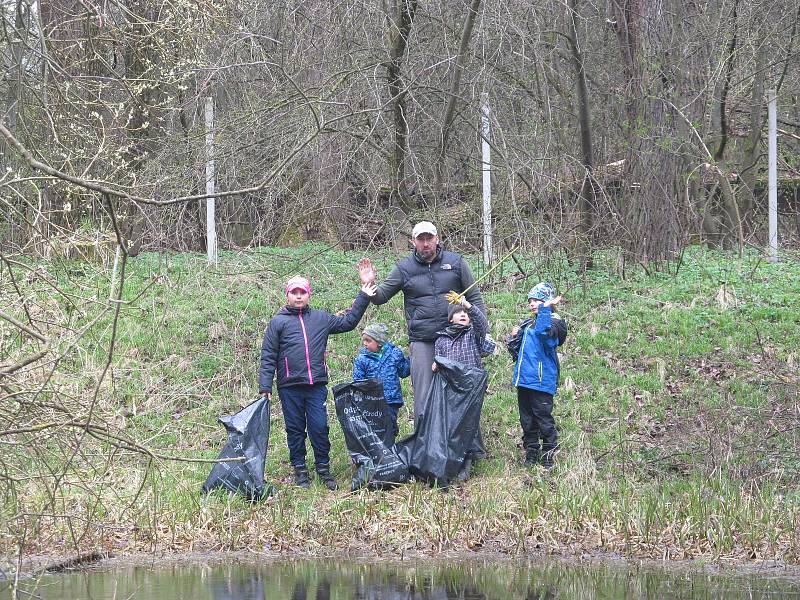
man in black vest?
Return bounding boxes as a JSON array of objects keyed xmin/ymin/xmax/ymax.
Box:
[{"xmin": 357, "ymin": 221, "xmax": 486, "ymax": 419}]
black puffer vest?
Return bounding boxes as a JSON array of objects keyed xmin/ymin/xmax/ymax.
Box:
[{"xmin": 398, "ymin": 249, "xmax": 468, "ymax": 342}]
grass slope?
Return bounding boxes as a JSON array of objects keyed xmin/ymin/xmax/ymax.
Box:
[{"xmin": 1, "ymin": 245, "xmax": 799, "ymax": 562}]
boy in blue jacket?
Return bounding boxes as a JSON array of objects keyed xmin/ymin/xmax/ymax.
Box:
[
  {"xmin": 352, "ymin": 323, "xmax": 410, "ymax": 439},
  {"xmin": 259, "ymin": 274, "xmax": 376, "ymax": 490},
  {"xmin": 506, "ymin": 282, "xmax": 567, "ymax": 470}
]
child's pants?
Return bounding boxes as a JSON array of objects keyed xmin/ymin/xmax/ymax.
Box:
[
  {"xmin": 278, "ymin": 384, "xmax": 330, "ymax": 467},
  {"xmin": 517, "ymin": 387, "xmax": 557, "ymax": 457},
  {"xmin": 386, "ymin": 404, "xmax": 401, "ymax": 440}
]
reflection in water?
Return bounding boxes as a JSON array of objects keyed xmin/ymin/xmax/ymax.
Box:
[
  {"xmin": 2, "ymin": 558, "xmax": 800, "ymax": 600},
  {"xmin": 526, "ymin": 586, "xmax": 557, "ymax": 600},
  {"xmin": 290, "ymin": 579, "xmax": 306, "ymax": 600},
  {"xmin": 207, "ymin": 568, "xmax": 264, "ymax": 600}
]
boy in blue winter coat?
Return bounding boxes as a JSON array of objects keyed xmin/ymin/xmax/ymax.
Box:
[
  {"xmin": 352, "ymin": 323, "xmax": 410, "ymax": 439},
  {"xmin": 259, "ymin": 274, "xmax": 376, "ymax": 490},
  {"xmin": 506, "ymin": 282, "xmax": 567, "ymax": 470}
]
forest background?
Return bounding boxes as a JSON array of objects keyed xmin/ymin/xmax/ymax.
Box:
[
  {"xmin": 2, "ymin": 0, "xmax": 800, "ymax": 568},
  {"xmin": 1, "ymin": 0, "xmax": 800, "ymax": 257}
]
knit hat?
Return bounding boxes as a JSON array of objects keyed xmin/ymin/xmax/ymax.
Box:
[
  {"xmin": 362, "ymin": 323, "xmax": 389, "ymax": 345},
  {"xmin": 527, "ymin": 282, "xmax": 555, "ymax": 302},
  {"xmin": 285, "ymin": 275, "xmax": 312, "ymax": 295},
  {"xmin": 448, "ymin": 304, "xmax": 468, "ymax": 321}
]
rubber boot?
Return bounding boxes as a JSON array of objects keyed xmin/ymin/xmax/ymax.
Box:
[
  {"xmin": 524, "ymin": 449, "xmax": 540, "ymax": 468},
  {"xmin": 293, "ymin": 466, "xmax": 311, "ymax": 489},
  {"xmin": 456, "ymin": 456, "xmax": 472, "ymax": 481},
  {"xmin": 541, "ymin": 448, "xmax": 556, "ymax": 470},
  {"xmin": 315, "ymin": 463, "xmax": 338, "ymax": 491}
]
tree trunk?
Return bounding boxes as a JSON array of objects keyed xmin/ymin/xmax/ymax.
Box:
[
  {"xmin": 386, "ymin": 0, "xmax": 418, "ymax": 216},
  {"xmin": 1, "ymin": 1, "xmax": 27, "ymax": 169},
  {"xmin": 566, "ymin": 0, "xmax": 596, "ymax": 269},
  {"xmin": 700, "ymin": 0, "xmax": 739, "ymax": 247},
  {"xmin": 611, "ymin": 0, "xmax": 682, "ymax": 265},
  {"xmin": 3, "ymin": 2, "xmax": 31, "ymax": 247},
  {"xmin": 738, "ymin": 45, "xmax": 767, "ymax": 228},
  {"xmin": 432, "ymin": 0, "xmax": 482, "ymax": 197}
]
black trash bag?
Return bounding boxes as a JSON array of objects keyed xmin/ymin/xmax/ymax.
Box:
[
  {"xmin": 396, "ymin": 356, "xmax": 487, "ymax": 486},
  {"xmin": 333, "ymin": 379, "xmax": 410, "ymax": 490},
  {"xmin": 201, "ymin": 396, "xmax": 273, "ymax": 501}
]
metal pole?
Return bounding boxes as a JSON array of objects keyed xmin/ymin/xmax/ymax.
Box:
[
  {"xmin": 481, "ymin": 92, "xmax": 492, "ymax": 267},
  {"xmin": 767, "ymin": 89, "xmax": 778, "ymax": 263},
  {"xmin": 204, "ymin": 96, "xmax": 218, "ymax": 265}
]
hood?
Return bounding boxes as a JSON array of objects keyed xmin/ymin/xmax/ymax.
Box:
[{"xmin": 279, "ymin": 304, "xmax": 310, "ymax": 316}]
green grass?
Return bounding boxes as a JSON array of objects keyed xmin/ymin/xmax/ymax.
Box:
[{"xmin": 2, "ymin": 244, "xmax": 800, "ymax": 562}]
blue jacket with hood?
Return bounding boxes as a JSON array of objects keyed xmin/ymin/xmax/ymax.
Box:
[
  {"xmin": 259, "ymin": 291, "xmax": 370, "ymax": 393},
  {"xmin": 352, "ymin": 341, "xmax": 411, "ymax": 406},
  {"xmin": 506, "ymin": 305, "xmax": 567, "ymax": 395}
]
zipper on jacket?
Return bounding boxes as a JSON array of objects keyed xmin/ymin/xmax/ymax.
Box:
[
  {"xmin": 538, "ymin": 360, "xmax": 543, "ymax": 382},
  {"xmin": 298, "ymin": 312, "xmax": 314, "ymax": 385},
  {"xmin": 514, "ymin": 330, "xmax": 528, "ymax": 386},
  {"xmin": 284, "ymin": 356, "xmax": 290, "ymax": 378},
  {"xmin": 428, "ymin": 264, "xmax": 438, "ymax": 306}
]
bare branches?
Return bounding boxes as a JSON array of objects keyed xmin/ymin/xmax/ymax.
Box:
[
  {"xmin": 0, "ymin": 119, "xmax": 323, "ymax": 207},
  {"xmin": 0, "ymin": 309, "xmax": 48, "ymax": 344}
]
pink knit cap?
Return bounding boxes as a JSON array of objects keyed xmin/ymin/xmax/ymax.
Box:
[{"xmin": 285, "ymin": 276, "xmax": 311, "ymax": 295}]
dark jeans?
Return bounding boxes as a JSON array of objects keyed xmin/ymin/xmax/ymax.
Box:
[
  {"xmin": 278, "ymin": 384, "xmax": 330, "ymax": 467},
  {"xmin": 517, "ymin": 387, "xmax": 557, "ymax": 457}
]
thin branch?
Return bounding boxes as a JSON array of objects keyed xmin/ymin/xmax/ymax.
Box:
[{"xmin": 0, "ymin": 309, "xmax": 48, "ymax": 343}]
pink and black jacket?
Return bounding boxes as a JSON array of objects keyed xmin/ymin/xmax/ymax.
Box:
[{"xmin": 259, "ymin": 291, "xmax": 370, "ymax": 393}]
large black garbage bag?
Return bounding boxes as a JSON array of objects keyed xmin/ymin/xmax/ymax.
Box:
[
  {"xmin": 333, "ymin": 379, "xmax": 410, "ymax": 490},
  {"xmin": 201, "ymin": 396, "xmax": 273, "ymax": 501},
  {"xmin": 396, "ymin": 356, "xmax": 487, "ymax": 485}
]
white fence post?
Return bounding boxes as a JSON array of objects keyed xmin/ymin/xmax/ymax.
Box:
[
  {"xmin": 481, "ymin": 92, "xmax": 492, "ymax": 267},
  {"xmin": 205, "ymin": 96, "xmax": 218, "ymax": 265},
  {"xmin": 767, "ymin": 89, "xmax": 778, "ymax": 263}
]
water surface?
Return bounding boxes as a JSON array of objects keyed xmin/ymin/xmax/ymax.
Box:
[{"xmin": 2, "ymin": 559, "xmax": 799, "ymax": 599}]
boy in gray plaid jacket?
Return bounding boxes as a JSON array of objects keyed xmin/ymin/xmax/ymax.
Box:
[
  {"xmin": 432, "ymin": 296, "xmax": 491, "ymax": 369},
  {"xmin": 431, "ymin": 296, "xmax": 493, "ymax": 479}
]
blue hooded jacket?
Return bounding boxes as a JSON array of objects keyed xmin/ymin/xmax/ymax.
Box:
[
  {"xmin": 507, "ymin": 306, "xmax": 567, "ymax": 395},
  {"xmin": 352, "ymin": 341, "xmax": 411, "ymax": 406}
]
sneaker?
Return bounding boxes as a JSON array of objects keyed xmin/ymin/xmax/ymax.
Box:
[
  {"xmin": 293, "ymin": 466, "xmax": 311, "ymax": 489},
  {"xmin": 541, "ymin": 450, "xmax": 555, "ymax": 470},
  {"xmin": 315, "ymin": 463, "xmax": 338, "ymax": 491}
]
